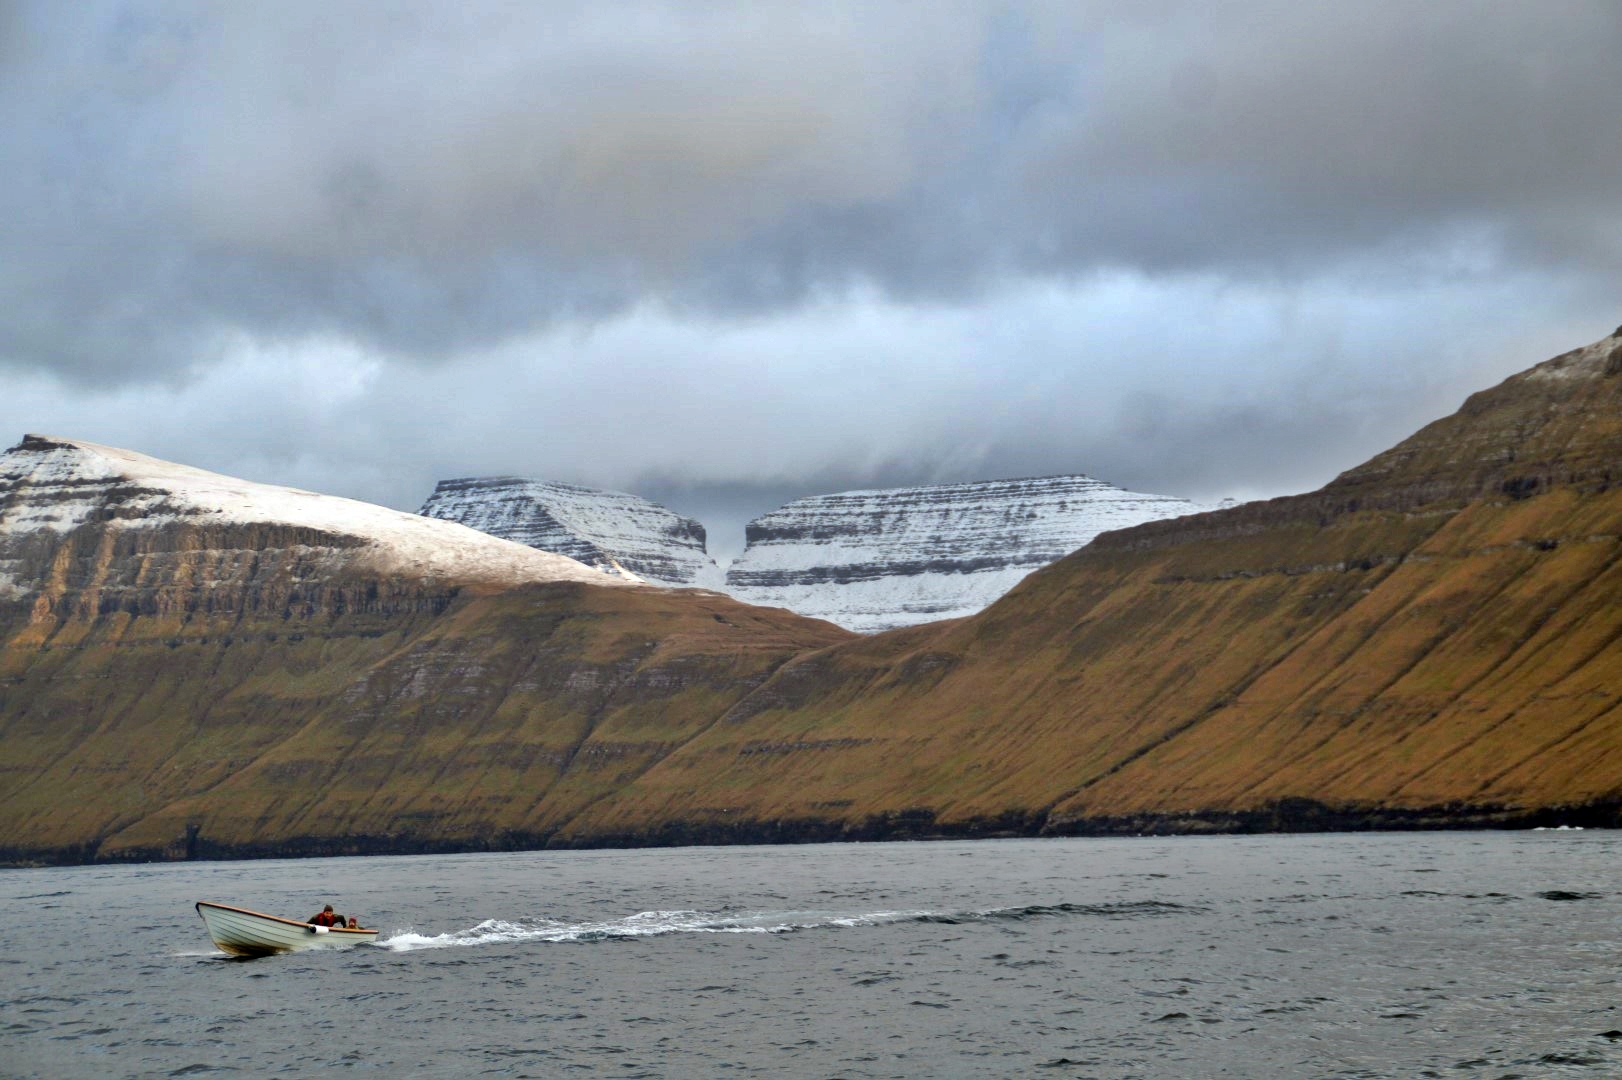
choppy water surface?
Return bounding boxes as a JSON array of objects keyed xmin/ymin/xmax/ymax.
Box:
[{"xmin": 4, "ymin": 832, "xmax": 1620, "ymax": 1078}]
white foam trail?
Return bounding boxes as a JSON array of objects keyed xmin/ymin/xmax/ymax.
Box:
[{"xmin": 378, "ymin": 908, "xmax": 932, "ymax": 952}]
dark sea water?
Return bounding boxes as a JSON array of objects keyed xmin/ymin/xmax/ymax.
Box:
[{"xmin": 3, "ymin": 832, "xmax": 1620, "ymax": 1079}]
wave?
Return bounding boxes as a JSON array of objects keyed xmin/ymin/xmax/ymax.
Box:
[
  {"xmin": 378, "ymin": 899, "xmax": 1201, "ymax": 952},
  {"xmin": 925, "ymin": 899, "xmax": 1199, "ymax": 924}
]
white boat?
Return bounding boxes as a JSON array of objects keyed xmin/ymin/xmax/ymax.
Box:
[{"xmin": 196, "ymin": 901, "xmax": 379, "ymax": 957}]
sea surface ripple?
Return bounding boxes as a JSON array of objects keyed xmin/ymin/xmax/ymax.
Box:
[{"xmin": 3, "ymin": 832, "xmax": 1619, "ymax": 1078}]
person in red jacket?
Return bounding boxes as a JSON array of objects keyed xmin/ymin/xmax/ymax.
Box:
[{"xmin": 307, "ymin": 904, "xmax": 340, "ymax": 927}]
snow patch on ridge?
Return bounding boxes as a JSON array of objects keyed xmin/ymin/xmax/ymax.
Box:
[
  {"xmin": 420, "ymin": 476, "xmax": 723, "ymax": 588},
  {"xmin": 725, "ymin": 475, "xmax": 1212, "ymax": 632},
  {"xmin": 0, "ymin": 435, "xmax": 623, "ymax": 590},
  {"xmin": 1525, "ymin": 327, "xmax": 1622, "ymax": 383}
]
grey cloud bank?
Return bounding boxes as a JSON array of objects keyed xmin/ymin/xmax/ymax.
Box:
[{"xmin": 1, "ymin": 1, "xmax": 1618, "ymax": 554}]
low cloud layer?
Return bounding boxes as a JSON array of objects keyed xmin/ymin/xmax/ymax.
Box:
[{"xmin": 2, "ymin": 2, "xmax": 1619, "ymax": 555}]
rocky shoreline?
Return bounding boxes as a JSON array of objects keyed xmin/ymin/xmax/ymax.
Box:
[{"xmin": 6, "ymin": 799, "xmax": 1616, "ymax": 868}]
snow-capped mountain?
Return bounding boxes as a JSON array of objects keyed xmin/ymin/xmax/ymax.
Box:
[
  {"xmin": 419, "ymin": 477, "xmax": 723, "ymax": 588},
  {"xmin": 724, "ymin": 475, "xmax": 1211, "ymax": 632},
  {"xmin": 0, "ymin": 435, "xmax": 618, "ymax": 606}
]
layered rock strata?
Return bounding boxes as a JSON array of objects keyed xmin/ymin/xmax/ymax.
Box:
[
  {"xmin": 0, "ymin": 436, "xmax": 621, "ymax": 602},
  {"xmin": 5, "ymin": 324, "xmax": 1622, "ymax": 865},
  {"xmin": 725, "ymin": 476, "xmax": 1208, "ymax": 631},
  {"xmin": 0, "ymin": 437, "xmax": 849, "ymax": 864},
  {"xmin": 548, "ymin": 325, "xmax": 1622, "ymax": 842},
  {"xmin": 420, "ymin": 477, "xmax": 722, "ymax": 588}
]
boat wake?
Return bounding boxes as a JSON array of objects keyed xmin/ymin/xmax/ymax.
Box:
[
  {"xmin": 378, "ymin": 899, "xmax": 1200, "ymax": 951},
  {"xmin": 380, "ymin": 909, "xmax": 923, "ymax": 950}
]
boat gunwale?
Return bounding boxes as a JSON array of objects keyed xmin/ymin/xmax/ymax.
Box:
[{"xmin": 196, "ymin": 900, "xmax": 379, "ymax": 939}]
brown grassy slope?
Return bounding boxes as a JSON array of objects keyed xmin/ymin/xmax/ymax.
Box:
[
  {"xmin": 0, "ymin": 532, "xmax": 850, "ymax": 861},
  {"xmin": 554, "ymin": 327, "xmax": 1622, "ymax": 837},
  {"xmin": 103, "ymin": 583, "xmax": 850, "ymax": 856},
  {"xmin": 7, "ymin": 326, "xmax": 1622, "ymax": 862}
]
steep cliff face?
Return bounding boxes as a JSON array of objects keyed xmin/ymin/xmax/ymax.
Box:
[
  {"xmin": 0, "ymin": 437, "xmax": 850, "ymax": 864},
  {"xmin": 419, "ymin": 477, "xmax": 723, "ymax": 588},
  {"xmin": 6, "ymin": 324, "xmax": 1622, "ymax": 865},
  {"xmin": 724, "ymin": 476, "xmax": 1208, "ymax": 631},
  {"xmin": 549, "ymin": 325, "xmax": 1622, "ymax": 841}
]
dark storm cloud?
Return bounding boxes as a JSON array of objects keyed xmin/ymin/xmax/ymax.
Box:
[
  {"xmin": 4, "ymin": 1, "xmax": 1620, "ymax": 382},
  {"xmin": 1014, "ymin": 4, "xmax": 1622, "ymax": 279}
]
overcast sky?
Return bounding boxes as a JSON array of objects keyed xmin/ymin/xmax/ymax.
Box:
[{"xmin": 4, "ymin": 2, "xmax": 1620, "ymax": 560}]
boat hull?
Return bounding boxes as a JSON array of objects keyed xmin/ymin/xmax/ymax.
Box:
[{"xmin": 196, "ymin": 901, "xmax": 379, "ymax": 957}]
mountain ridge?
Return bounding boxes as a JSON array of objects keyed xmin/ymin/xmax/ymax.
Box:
[
  {"xmin": 3, "ymin": 323, "xmax": 1622, "ymax": 864},
  {"xmin": 2, "ymin": 434, "xmax": 622, "ymax": 596},
  {"xmin": 722, "ymin": 473, "xmax": 1209, "ymax": 631},
  {"xmin": 419, "ymin": 476, "xmax": 723, "ymax": 587},
  {"xmin": 533, "ymin": 323, "xmax": 1622, "ymax": 843},
  {"xmin": 0, "ymin": 436, "xmax": 850, "ymax": 864}
]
